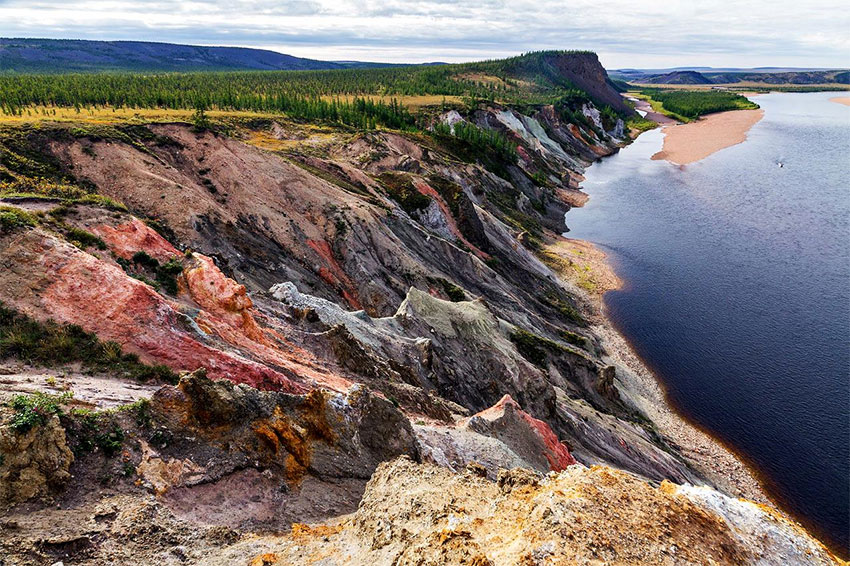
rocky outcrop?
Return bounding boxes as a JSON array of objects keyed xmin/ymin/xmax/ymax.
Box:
[
  {"xmin": 0, "ymin": 227, "xmax": 310, "ymax": 392},
  {"xmin": 0, "ymin": 414, "xmax": 74, "ymax": 505},
  {"xmin": 149, "ymin": 370, "xmax": 419, "ymax": 488},
  {"xmin": 416, "ymin": 394, "xmax": 576, "ymax": 478},
  {"xmin": 201, "ymin": 457, "xmax": 838, "ymax": 566},
  {"xmin": 542, "ymin": 51, "xmax": 632, "ymax": 114}
]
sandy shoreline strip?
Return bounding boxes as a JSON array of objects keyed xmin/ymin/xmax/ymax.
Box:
[
  {"xmin": 829, "ymin": 96, "xmax": 850, "ymax": 107},
  {"xmin": 652, "ymin": 108, "xmax": 764, "ymax": 165},
  {"xmin": 543, "ymin": 237, "xmax": 768, "ymax": 504}
]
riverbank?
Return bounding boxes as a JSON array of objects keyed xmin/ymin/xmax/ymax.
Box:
[
  {"xmin": 630, "ymin": 96, "xmax": 678, "ymax": 124},
  {"xmin": 543, "ymin": 236, "xmax": 769, "ymax": 503},
  {"xmin": 651, "ymin": 108, "xmax": 765, "ymax": 165}
]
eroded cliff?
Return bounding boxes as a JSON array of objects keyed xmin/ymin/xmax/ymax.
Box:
[{"xmin": 0, "ymin": 53, "xmax": 841, "ymax": 564}]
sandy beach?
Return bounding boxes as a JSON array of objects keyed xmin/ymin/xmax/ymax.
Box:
[
  {"xmin": 829, "ymin": 96, "xmax": 850, "ymax": 106},
  {"xmin": 652, "ymin": 108, "xmax": 765, "ymax": 165}
]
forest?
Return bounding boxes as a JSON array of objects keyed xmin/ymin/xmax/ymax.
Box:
[
  {"xmin": 0, "ymin": 51, "xmax": 603, "ymax": 128},
  {"xmin": 639, "ymin": 89, "xmax": 759, "ymax": 119}
]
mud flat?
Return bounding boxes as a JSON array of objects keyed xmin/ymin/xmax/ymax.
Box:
[
  {"xmin": 630, "ymin": 97, "xmax": 677, "ymax": 125},
  {"xmin": 829, "ymin": 96, "xmax": 850, "ymax": 107},
  {"xmin": 543, "ymin": 237, "xmax": 768, "ymax": 503},
  {"xmin": 651, "ymin": 108, "xmax": 764, "ymax": 165}
]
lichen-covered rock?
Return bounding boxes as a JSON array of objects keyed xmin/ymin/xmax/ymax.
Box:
[
  {"xmin": 221, "ymin": 457, "xmax": 840, "ymax": 566},
  {"xmin": 0, "ymin": 414, "xmax": 74, "ymax": 505}
]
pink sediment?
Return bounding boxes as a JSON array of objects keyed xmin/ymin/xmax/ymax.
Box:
[
  {"xmin": 306, "ymin": 239, "xmax": 363, "ymax": 310},
  {"xmin": 92, "ymin": 218, "xmax": 180, "ymax": 262},
  {"xmin": 474, "ymin": 394, "xmax": 577, "ymax": 471}
]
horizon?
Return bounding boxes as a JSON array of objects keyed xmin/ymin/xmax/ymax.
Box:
[
  {"xmin": 0, "ymin": 37, "xmax": 846, "ymax": 72},
  {"xmin": 0, "ymin": 0, "xmax": 848, "ymax": 69}
]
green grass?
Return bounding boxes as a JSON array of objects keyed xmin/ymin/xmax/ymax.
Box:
[
  {"xmin": 559, "ymin": 329, "xmax": 589, "ymax": 350},
  {"xmin": 542, "ymin": 290, "xmax": 585, "ymax": 326},
  {"xmin": 625, "ymin": 115, "xmax": 657, "ymax": 134},
  {"xmin": 0, "ymin": 205, "xmax": 36, "ymax": 231},
  {"xmin": 0, "ymin": 302, "xmax": 178, "ymax": 383},
  {"xmin": 509, "ymin": 328, "xmax": 583, "ymax": 368}
]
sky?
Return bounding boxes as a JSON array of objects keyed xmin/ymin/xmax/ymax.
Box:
[{"xmin": 0, "ymin": 0, "xmax": 848, "ymax": 69}]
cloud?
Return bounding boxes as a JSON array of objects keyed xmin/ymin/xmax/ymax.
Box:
[{"xmin": 0, "ymin": 0, "xmax": 847, "ymax": 67}]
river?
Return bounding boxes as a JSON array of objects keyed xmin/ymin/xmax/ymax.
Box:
[{"xmin": 566, "ymin": 91, "xmax": 850, "ymax": 554}]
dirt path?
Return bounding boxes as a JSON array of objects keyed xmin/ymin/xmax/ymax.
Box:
[{"xmin": 0, "ymin": 364, "xmax": 161, "ymax": 409}]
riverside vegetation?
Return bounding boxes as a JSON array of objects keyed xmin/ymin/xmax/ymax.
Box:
[{"xmin": 633, "ymin": 88, "xmax": 760, "ymax": 121}]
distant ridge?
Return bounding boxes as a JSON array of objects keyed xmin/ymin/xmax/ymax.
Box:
[
  {"xmin": 0, "ymin": 38, "xmax": 396, "ymax": 74},
  {"xmin": 641, "ymin": 70, "xmax": 713, "ymax": 85},
  {"xmin": 610, "ymin": 66, "xmax": 850, "ymax": 85}
]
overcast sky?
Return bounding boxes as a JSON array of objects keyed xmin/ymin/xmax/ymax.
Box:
[{"xmin": 1, "ymin": 0, "xmax": 848, "ymax": 69}]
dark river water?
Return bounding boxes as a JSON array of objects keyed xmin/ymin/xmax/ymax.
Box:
[{"xmin": 565, "ymin": 91, "xmax": 850, "ymax": 554}]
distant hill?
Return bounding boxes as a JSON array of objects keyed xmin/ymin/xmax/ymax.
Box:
[
  {"xmin": 641, "ymin": 70, "xmax": 713, "ymax": 85},
  {"xmin": 0, "ymin": 38, "xmax": 394, "ymax": 74},
  {"xmin": 702, "ymin": 70, "xmax": 850, "ymax": 85},
  {"xmin": 611, "ymin": 66, "xmax": 849, "ymax": 86}
]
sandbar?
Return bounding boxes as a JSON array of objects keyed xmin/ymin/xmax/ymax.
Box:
[{"xmin": 652, "ymin": 109, "xmax": 765, "ymax": 165}]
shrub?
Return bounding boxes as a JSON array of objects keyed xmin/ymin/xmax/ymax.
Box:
[
  {"xmin": 0, "ymin": 206, "xmax": 36, "ymax": 232},
  {"xmin": 64, "ymin": 226, "xmax": 107, "ymax": 250},
  {"xmin": 437, "ymin": 278, "xmax": 466, "ymax": 302},
  {"xmin": 73, "ymin": 411, "xmax": 125, "ymax": 456},
  {"xmin": 7, "ymin": 391, "xmax": 71, "ymax": 433},
  {"xmin": 379, "ymin": 172, "xmax": 431, "ymax": 215},
  {"xmin": 155, "ymin": 258, "xmax": 183, "ymax": 295},
  {"xmin": 0, "ymin": 302, "xmax": 178, "ymax": 384},
  {"xmin": 131, "ymin": 250, "xmax": 159, "ymax": 269}
]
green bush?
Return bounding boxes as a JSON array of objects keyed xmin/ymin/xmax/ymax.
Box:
[
  {"xmin": 155, "ymin": 258, "xmax": 183, "ymax": 295},
  {"xmin": 72, "ymin": 411, "xmax": 125, "ymax": 456},
  {"xmin": 437, "ymin": 278, "xmax": 466, "ymax": 302},
  {"xmin": 7, "ymin": 391, "xmax": 71, "ymax": 433},
  {"xmin": 131, "ymin": 250, "xmax": 159, "ymax": 269},
  {"xmin": 65, "ymin": 226, "xmax": 107, "ymax": 250}
]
